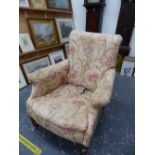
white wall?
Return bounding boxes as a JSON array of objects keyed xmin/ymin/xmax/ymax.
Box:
[
  {"xmin": 101, "ymin": 0, "xmax": 121, "ymax": 34},
  {"xmin": 72, "ymin": 0, "xmax": 86, "ymax": 31}
]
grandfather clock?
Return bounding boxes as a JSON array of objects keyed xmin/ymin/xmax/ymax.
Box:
[{"xmin": 84, "ymin": 0, "xmax": 105, "ymax": 32}]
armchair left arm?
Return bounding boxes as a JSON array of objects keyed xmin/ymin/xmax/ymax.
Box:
[{"xmin": 27, "ymin": 60, "xmax": 69, "ymax": 99}]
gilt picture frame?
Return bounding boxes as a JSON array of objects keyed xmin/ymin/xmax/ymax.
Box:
[
  {"xmin": 19, "ymin": 33, "xmax": 35, "ymax": 53},
  {"xmin": 29, "ymin": 0, "xmax": 47, "ymax": 9},
  {"xmin": 56, "ymin": 18, "xmax": 74, "ymax": 43},
  {"xmin": 28, "ymin": 18, "xmax": 59, "ymax": 48},
  {"xmin": 49, "ymin": 50, "xmax": 65, "ymax": 64},
  {"xmin": 23, "ymin": 57, "xmax": 51, "ymax": 79}
]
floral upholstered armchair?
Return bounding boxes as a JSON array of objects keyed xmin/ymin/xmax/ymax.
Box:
[{"xmin": 26, "ymin": 31, "xmax": 122, "ymax": 154}]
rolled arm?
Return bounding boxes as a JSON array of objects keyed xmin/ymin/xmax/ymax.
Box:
[
  {"xmin": 28, "ymin": 59, "xmax": 69, "ymax": 98},
  {"xmin": 91, "ymin": 68, "xmax": 116, "ymax": 108}
]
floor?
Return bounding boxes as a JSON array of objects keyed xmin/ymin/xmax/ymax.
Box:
[{"xmin": 19, "ymin": 74, "xmax": 135, "ymax": 155}]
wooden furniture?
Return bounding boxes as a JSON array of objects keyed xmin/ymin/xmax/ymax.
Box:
[{"xmin": 84, "ymin": 0, "xmax": 105, "ymax": 32}]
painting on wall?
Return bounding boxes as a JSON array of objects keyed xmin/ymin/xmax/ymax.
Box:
[
  {"xmin": 19, "ymin": 0, "xmax": 30, "ymax": 7},
  {"xmin": 49, "ymin": 50, "xmax": 65, "ymax": 64},
  {"xmin": 120, "ymin": 56, "xmax": 135, "ymax": 77},
  {"xmin": 23, "ymin": 57, "xmax": 51, "ymax": 79},
  {"xmin": 29, "ymin": 0, "xmax": 47, "ymax": 9},
  {"xmin": 19, "ymin": 33, "xmax": 35, "ymax": 53},
  {"xmin": 56, "ymin": 18, "xmax": 74, "ymax": 43},
  {"xmin": 19, "ymin": 67, "xmax": 27, "ymax": 89},
  {"xmin": 46, "ymin": 0, "xmax": 70, "ymax": 10},
  {"xmin": 28, "ymin": 19, "xmax": 59, "ymax": 48}
]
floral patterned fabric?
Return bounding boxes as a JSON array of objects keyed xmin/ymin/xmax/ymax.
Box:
[
  {"xmin": 67, "ymin": 31, "xmax": 122, "ymax": 91},
  {"xmin": 27, "ymin": 84, "xmax": 96, "ymax": 145},
  {"xmin": 91, "ymin": 68, "xmax": 116, "ymax": 107},
  {"xmin": 27, "ymin": 60, "xmax": 69, "ymax": 98},
  {"xmin": 26, "ymin": 31, "xmax": 122, "ymax": 147}
]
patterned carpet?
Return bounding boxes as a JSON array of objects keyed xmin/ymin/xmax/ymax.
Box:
[{"xmin": 19, "ymin": 74, "xmax": 135, "ymax": 155}]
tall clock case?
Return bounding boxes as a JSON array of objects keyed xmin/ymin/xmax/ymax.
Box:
[{"xmin": 84, "ymin": 0, "xmax": 105, "ymax": 32}]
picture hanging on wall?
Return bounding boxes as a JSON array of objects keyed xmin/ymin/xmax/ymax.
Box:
[
  {"xmin": 19, "ymin": 33, "xmax": 35, "ymax": 53},
  {"xmin": 56, "ymin": 18, "xmax": 74, "ymax": 43},
  {"xmin": 29, "ymin": 0, "xmax": 47, "ymax": 9},
  {"xmin": 23, "ymin": 57, "xmax": 51, "ymax": 79},
  {"xmin": 19, "ymin": 67, "xmax": 27, "ymax": 89},
  {"xmin": 46, "ymin": 0, "xmax": 70, "ymax": 10},
  {"xmin": 49, "ymin": 50, "xmax": 65, "ymax": 64},
  {"xmin": 19, "ymin": 0, "xmax": 30, "ymax": 7},
  {"xmin": 120, "ymin": 56, "xmax": 135, "ymax": 77},
  {"xmin": 28, "ymin": 18, "xmax": 59, "ymax": 48}
]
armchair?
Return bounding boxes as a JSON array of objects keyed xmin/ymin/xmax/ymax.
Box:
[{"xmin": 26, "ymin": 31, "xmax": 122, "ymax": 154}]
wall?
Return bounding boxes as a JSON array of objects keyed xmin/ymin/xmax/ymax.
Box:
[
  {"xmin": 101, "ymin": 0, "xmax": 121, "ymax": 34},
  {"xmin": 72, "ymin": 0, "xmax": 135, "ymax": 56},
  {"xmin": 72, "ymin": 0, "xmax": 86, "ymax": 31}
]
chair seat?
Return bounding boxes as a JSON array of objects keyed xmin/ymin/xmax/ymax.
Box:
[{"xmin": 27, "ymin": 84, "xmax": 92, "ymax": 132}]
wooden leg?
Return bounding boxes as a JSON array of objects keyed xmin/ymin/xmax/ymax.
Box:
[
  {"xmin": 30, "ymin": 117, "xmax": 38, "ymax": 128},
  {"xmin": 80, "ymin": 146, "xmax": 88, "ymax": 155}
]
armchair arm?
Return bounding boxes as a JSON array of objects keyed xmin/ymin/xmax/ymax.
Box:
[
  {"xmin": 28, "ymin": 59, "xmax": 69, "ymax": 98},
  {"xmin": 91, "ymin": 68, "xmax": 116, "ymax": 108}
]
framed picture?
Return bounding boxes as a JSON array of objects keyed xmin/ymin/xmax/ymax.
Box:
[
  {"xmin": 19, "ymin": 67, "xmax": 27, "ymax": 89},
  {"xmin": 56, "ymin": 18, "xmax": 74, "ymax": 43},
  {"xmin": 46, "ymin": 0, "xmax": 71, "ymax": 10},
  {"xmin": 29, "ymin": 0, "xmax": 47, "ymax": 9},
  {"xmin": 120, "ymin": 56, "xmax": 135, "ymax": 77},
  {"xmin": 19, "ymin": 33, "xmax": 35, "ymax": 53},
  {"xmin": 49, "ymin": 50, "xmax": 65, "ymax": 64},
  {"xmin": 28, "ymin": 18, "xmax": 59, "ymax": 48},
  {"xmin": 19, "ymin": 0, "xmax": 30, "ymax": 7},
  {"xmin": 23, "ymin": 57, "xmax": 51, "ymax": 78}
]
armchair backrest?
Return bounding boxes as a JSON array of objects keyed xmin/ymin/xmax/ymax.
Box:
[{"xmin": 67, "ymin": 31, "xmax": 122, "ymax": 91}]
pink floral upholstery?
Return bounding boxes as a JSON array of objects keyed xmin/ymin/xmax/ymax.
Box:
[
  {"xmin": 28, "ymin": 60, "xmax": 69, "ymax": 98},
  {"xmin": 26, "ymin": 31, "xmax": 122, "ymax": 147},
  {"xmin": 67, "ymin": 31, "xmax": 122, "ymax": 91}
]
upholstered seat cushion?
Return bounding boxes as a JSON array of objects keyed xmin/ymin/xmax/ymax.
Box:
[
  {"xmin": 27, "ymin": 84, "xmax": 89, "ymax": 130},
  {"xmin": 27, "ymin": 84, "xmax": 101, "ymax": 145}
]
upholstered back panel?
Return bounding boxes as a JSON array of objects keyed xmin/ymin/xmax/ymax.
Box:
[{"xmin": 67, "ymin": 31, "xmax": 122, "ymax": 91}]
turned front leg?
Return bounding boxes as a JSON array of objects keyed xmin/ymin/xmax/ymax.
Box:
[{"xmin": 80, "ymin": 146, "xmax": 88, "ymax": 155}]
